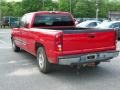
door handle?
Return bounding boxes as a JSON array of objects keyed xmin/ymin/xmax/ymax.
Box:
[{"xmin": 88, "ymin": 33, "xmax": 95, "ymax": 38}]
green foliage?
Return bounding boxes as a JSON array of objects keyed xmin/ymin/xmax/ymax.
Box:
[
  {"xmin": 73, "ymin": 0, "xmax": 96, "ymax": 18},
  {"xmin": 59, "ymin": 0, "xmax": 70, "ymax": 12},
  {"xmin": 1, "ymin": 0, "xmax": 120, "ymax": 18}
]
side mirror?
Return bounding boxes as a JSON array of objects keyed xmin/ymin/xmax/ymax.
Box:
[
  {"xmin": 74, "ymin": 18, "xmax": 76, "ymax": 22},
  {"xmin": 24, "ymin": 23, "xmax": 29, "ymax": 28},
  {"xmin": 74, "ymin": 19, "xmax": 79, "ymax": 25}
]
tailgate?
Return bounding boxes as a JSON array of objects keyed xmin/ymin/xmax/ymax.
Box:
[{"xmin": 62, "ymin": 30, "xmax": 116, "ymax": 54}]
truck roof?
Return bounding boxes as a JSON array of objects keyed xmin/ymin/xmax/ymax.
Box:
[{"xmin": 26, "ymin": 11, "xmax": 70, "ymax": 15}]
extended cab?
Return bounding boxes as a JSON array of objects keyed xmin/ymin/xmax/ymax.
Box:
[{"xmin": 11, "ymin": 11, "xmax": 119, "ymax": 73}]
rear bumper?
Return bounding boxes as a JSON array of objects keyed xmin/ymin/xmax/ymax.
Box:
[{"xmin": 58, "ymin": 51, "xmax": 119, "ymax": 65}]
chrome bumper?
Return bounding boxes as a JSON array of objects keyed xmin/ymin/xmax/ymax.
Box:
[{"xmin": 58, "ymin": 51, "xmax": 119, "ymax": 65}]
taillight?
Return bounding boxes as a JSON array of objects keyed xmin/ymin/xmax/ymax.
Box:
[{"xmin": 55, "ymin": 33, "xmax": 63, "ymax": 52}]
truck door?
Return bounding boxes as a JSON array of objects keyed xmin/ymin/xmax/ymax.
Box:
[{"xmin": 19, "ymin": 14, "xmax": 32, "ymax": 51}]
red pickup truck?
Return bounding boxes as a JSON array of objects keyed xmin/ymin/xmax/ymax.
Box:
[{"xmin": 11, "ymin": 11, "xmax": 119, "ymax": 73}]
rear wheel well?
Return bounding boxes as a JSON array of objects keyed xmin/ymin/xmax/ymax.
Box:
[
  {"xmin": 11, "ymin": 35, "xmax": 13, "ymax": 40},
  {"xmin": 35, "ymin": 42, "xmax": 44, "ymax": 53}
]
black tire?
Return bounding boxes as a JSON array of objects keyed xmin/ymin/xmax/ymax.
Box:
[
  {"xmin": 37, "ymin": 47, "xmax": 52, "ymax": 73},
  {"xmin": 12, "ymin": 39, "xmax": 20, "ymax": 52},
  {"xmin": 95, "ymin": 62, "xmax": 100, "ymax": 66}
]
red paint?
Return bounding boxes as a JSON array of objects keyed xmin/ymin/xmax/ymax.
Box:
[{"xmin": 11, "ymin": 11, "xmax": 117, "ymax": 64}]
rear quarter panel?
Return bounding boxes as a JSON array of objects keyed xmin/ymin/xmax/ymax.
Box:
[{"xmin": 28, "ymin": 28, "xmax": 62, "ymax": 63}]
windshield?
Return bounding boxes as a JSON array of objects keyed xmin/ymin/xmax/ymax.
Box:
[{"xmin": 33, "ymin": 14, "xmax": 74, "ymax": 27}]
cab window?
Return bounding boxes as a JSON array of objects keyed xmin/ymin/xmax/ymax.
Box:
[{"xmin": 33, "ymin": 14, "xmax": 74, "ymax": 27}]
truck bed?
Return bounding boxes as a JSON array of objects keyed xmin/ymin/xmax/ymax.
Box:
[{"xmin": 48, "ymin": 27, "xmax": 116, "ymax": 55}]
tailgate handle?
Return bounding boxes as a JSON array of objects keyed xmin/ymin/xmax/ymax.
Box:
[{"xmin": 88, "ymin": 33, "xmax": 95, "ymax": 38}]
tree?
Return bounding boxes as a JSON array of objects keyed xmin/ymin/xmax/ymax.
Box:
[
  {"xmin": 21, "ymin": 0, "xmax": 43, "ymax": 14},
  {"xmin": 73, "ymin": 0, "xmax": 96, "ymax": 18},
  {"xmin": 1, "ymin": 0, "xmax": 120, "ymax": 18},
  {"xmin": 59, "ymin": 0, "xmax": 77, "ymax": 13}
]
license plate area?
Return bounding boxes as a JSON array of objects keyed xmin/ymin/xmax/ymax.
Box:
[{"xmin": 86, "ymin": 54, "xmax": 97, "ymax": 61}]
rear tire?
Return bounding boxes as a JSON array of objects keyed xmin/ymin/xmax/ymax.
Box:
[
  {"xmin": 95, "ymin": 62, "xmax": 100, "ymax": 66},
  {"xmin": 37, "ymin": 47, "xmax": 52, "ymax": 73},
  {"xmin": 12, "ymin": 39, "xmax": 20, "ymax": 52}
]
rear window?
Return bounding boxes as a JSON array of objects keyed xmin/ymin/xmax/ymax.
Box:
[{"xmin": 33, "ymin": 14, "xmax": 74, "ymax": 27}]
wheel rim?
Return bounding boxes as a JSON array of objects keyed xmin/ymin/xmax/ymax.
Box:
[{"xmin": 38, "ymin": 52, "xmax": 45, "ymax": 69}]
